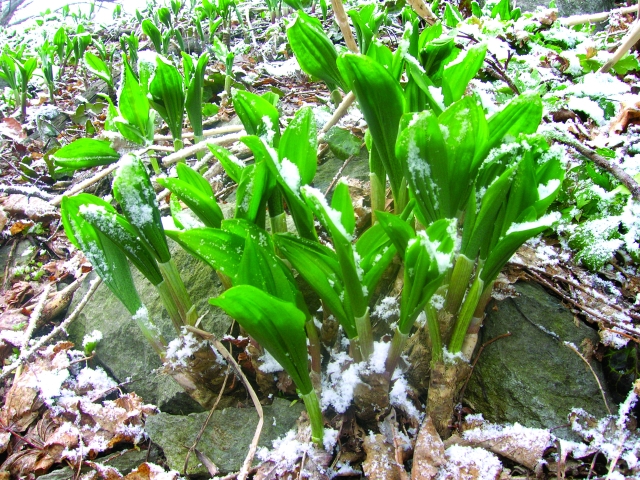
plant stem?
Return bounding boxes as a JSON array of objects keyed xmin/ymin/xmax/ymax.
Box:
[
  {"xmin": 173, "ymin": 138, "xmax": 184, "ymax": 153},
  {"xmin": 355, "ymin": 307, "xmax": 373, "ymax": 360},
  {"xmin": 268, "ymin": 189, "xmax": 287, "ymax": 233},
  {"xmin": 156, "ymin": 280, "xmax": 184, "ymax": 332},
  {"xmin": 370, "ymin": 171, "xmax": 386, "ymax": 224},
  {"xmin": 158, "ymin": 258, "xmax": 197, "ymax": 327},
  {"xmin": 132, "ymin": 306, "xmax": 167, "ymax": 359},
  {"xmin": 448, "ymin": 275, "xmax": 484, "ymax": 353},
  {"xmin": 427, "ymin": 302, "xmax": 443, "ymax": 363},
  {"xmin": 306, "ymin": 318, "xmax": 322, "ymax": 375},
  {"xmin": 385, "ymin": 327, "xmax": 408, "ymax": 377},
  {"xmin": 301, "ymin": 389, "xmax": 324, "ymax": 445},
  {"xmin": 444, "ymin": 254, "xmax": 474, "ymax": 318}
]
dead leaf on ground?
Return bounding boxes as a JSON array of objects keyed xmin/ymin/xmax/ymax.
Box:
[
  {"xmin": 412, "ymin": 417, "xmax": 445, "ymax": 480},
  {"xmin": 1, "ymin": 195, "xmax": 58, "ymax": 221},
  {"xmin": 0, "ymin": 118, "xmax": 26, "ymax": 142},
  {"xmin": 124, "ymin": 462, "xmax": 179, "ymax": 480},
  {"xmin": 610, "ymin": 99, "xmax": 640, "ymax": 134},
  {"xmin": 0, "ymin": 207, "xmax": 7, "ymax": 231},
  {"xmin": 362, "ymin": 433, "xmax": 408, "ymax": 480},
  {"xmin": 9, "ymin": 220, "xmax": 34, "ymax": 236},
  {"xmin": 446, "ymin": 418, "xmax": 552, "ymax": 470},
  {"xmin": 437, "ymin": 444, "xmax": 503, "ymax": 480}
]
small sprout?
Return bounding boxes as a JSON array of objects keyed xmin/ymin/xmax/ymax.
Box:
[{"xmin": 82, "ymin": 330, "xmax": 103, "ymax": 356}]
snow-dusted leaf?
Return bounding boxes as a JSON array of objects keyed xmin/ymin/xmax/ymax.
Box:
[
  {"xmin": 412, "ymin": 417, "xmax": 445, "ymax": 480},
  {"xmin": 362, "ymin": 433, "xmax": 408, "ymax": 480}
]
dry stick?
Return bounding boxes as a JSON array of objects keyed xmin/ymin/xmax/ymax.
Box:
[
  {"xmin": 0, "ymin": 276, "xmax": 101, "ymax": 382},
  {"xmin": 15, "ymin": 283, "xmax": 52, "ymax": 378},
  {"xmin": 162, "ymin": 132, "xmax": 244, "ymax": 166},
  {"xmin": 564, "ymin": 342, "xmax": 611, "ymax": 415},
  {"xmin": 598, "ymin": 19, "xmax": 640, "ymax": 73},
  {"xmin": 185, "ymin": 326, "xmax": 263, "ymax": 480},
  {"xmin": 457, "ymin": 332, "xmax": 512, "ymax": 404},
  {"xmin": 523, "ymin": 265, "xmax": 640, "ymax": 321},
  {"xmin": 0, "ymin": 185, "xmax": 55, "ymax": 201},
  {"xmin": 323, "ymin": 146, "xmax": 364, "ymax": 196},
  {"xmin": 50, "ymin": 163, "xmax": 119, "ymax": 207},
  {"xmin": 525, "ymin": 269, "xmax": 635, "ymax": 330},
  {"xmin": 154, "ymin": 124, "xmax": 244, "ymax": 142},
  {"xmin": 561, "ymin": 5, "xmax": 639, "ymax": 26},
  {"xmin": 183, "ymin": 367, "xmax": 231, "ymax": 475},
  {"xmin": 330, "ymin": 0, "xmax": 359, "ymax": 53},
  {"xmin": 2, "ymin": 240, "xmax": 17, "ymax": 292},
  {"xmin": 545, "ymin": 128, "xmax": 640, "ymax": 200}
]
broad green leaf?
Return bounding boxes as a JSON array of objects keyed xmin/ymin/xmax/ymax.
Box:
[
  {"xmin": 442, "ymin": 42, "xmax": 487, "ymax": 106},
  {"xmin": 484, "ymin": 92, "xmax": 542, "ymax": 158},
  {"xmin": 156, "ymin": 163, "xmax": 223, "ymax": 228},
  {"xmin": 275, "ymin": 233, "xmax": 356, "ymax": 338},
  {"xmin": 396, "ymin": 110, "xmax": 448, "ymax": 224},
  {"xmin": 234, "ymin": 161, "xmax": 271, "ymax": 223},
  {"xmin": 438, "ymin": 97, "xmax": 489, "ymax": 215},
  {"xmin": 117, "ymin": 61, "xmax": 151, "ymax": 144},
  {"xmin": 443, "ymin": 3, "xmax": 463, "ymax": 27},
  {"xmin": 112, "ymin": 154, "xmax": 171, "ymax": 262},
  {"xmin": 324, "ymin": 126, "xmax": 361, "ymax": 161},
  {"xmin": 169, "ymin": 227, "xmax": 244, "ymax": 279},
  {"xmin": 232, "ymin": 90, "xmax": 280, "ymax": 146},
  {"xmin": 331, "ymin": 181, "xmax": 355, "ymax": 237},
  {"xmin": 210, "ymin": 285, "xmax": 313, "ymax": 394},
  {"xmin": 207, "ymin": 143, "xmax": 245, "ymax": 183},
  {"xmin": 52, "ymin": 138, "xmax": 119, "ymax": 169},
  {"xmin": 279, "ymin": 107, "xmax": 317, "ymax": 185},
  {"xmin": 78, "ymin": 199, "xmax": 164, "ymax": 286},
  {"xmin": 376, "ymin": 210, "xmax": 415, "ymax": 256},
  {"xmin": 287, "ymin": 11, "xmax": 347, "ymax": 92},
  {"xmin": 338, "ymin": 53, "xmax": 405, "ymax": 204},
  {"xmin": 149, "ymin": 56, "xmax": 185, "ymax": 144},
  {"xmin": 184, "ymin": 52, "xmax": 209, "ymax": 140},
  {"xmin": 61, "ymin": 195, "xmax": 142, "ymax": 315},
  {"xmin": 84, "ymin": 51, "xmax": 113, "ymax": 88}
]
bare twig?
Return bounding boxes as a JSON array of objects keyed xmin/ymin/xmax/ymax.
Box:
[
  {"xmin": 406, "ymin": 0, "xmax": 438, "ymax": 25},
  {"xmin": 323, "ymin": 147, "xmax": 363, "ymax": 196},
  {"xmin": 330, "ymin": 0, "xmax": 359, "ymax": 53},
  {"xmin": 162, "ymin": 132, "xmax": 244, "ymax": 166},
  {"xmin": 543, "ymin": 127, "xmax": 640, "ymax": 200},
  {"xmin": 0, "ymin": 276, "xmax": 100, "ymax": 381},
  {"xmin": 154, "ymin": 124, "xmax": 244, "ymax": 142},
  {"xmin": 318, "ymin": 91, "xmax": 356, "ymax": 145},
  {"xmin": 185, "ymin": 326, "xmax": 263, "ymax": 480},
  {"xmin": 458, "ymin": 332, "xmax": 512, "ymax": 403},
  {"xmin": 15, "ymin": 283, "xmax": 52, "ymax": 378},
  {"xmin": 561, "ymin": 5, "xmax": 639, "ymax": 26},
  {"xmin": 50, "ymin": 164, "xmax": 119, "ymax": 207},
  {"xmin": 599, "ymin": 20, "xmax": 640, "ymax": 74},
  {"xmin": 0, "ymin": 185, "xmax": 54, "ymax": 201},
  {"xmin": 183, "ymin": 367, "xmax": 231, "ymax": 475},
  {"xmin": 564, "ymin": 341, "xmax": 611, "ymax": 414}
]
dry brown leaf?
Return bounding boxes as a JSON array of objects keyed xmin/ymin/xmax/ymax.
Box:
[
  {"xmin": 124, "ymin": 463, "xmax": 179, "ymax": 480},
  {"xmin": 0, "ymin": 207, "xmax": 7, "ymax": 232},
  {"xmin": 447, "ymin": 420, "xmax": 551, "ymax": 470},
  {"xmin": 9, "ymin": 220, "xmax": 34, "ymax": 236},
  {"xmin": 1, "ymin": 195, "xmax": 58, "ymax": 221},
  {"xmin": 362, "ymin": 433, "xmax": 408, "ymax": 480},
  {"xmin": 610, "ymin": 99, "xmax": 640, "ymax": 134},
  {"xmin": 0, "ymin": 118, "xmax": 26, "ymax": 142},
  {"xmin": 412, "ymin": 417, "xmax": 445, "ymax": 480},
  {"xmin": 436, "ymin": 445, "xmax": 502, "ymax": 480},
  {"xmin": 535, "ymin": 8, "xmax": 557, "ymax": 26}
]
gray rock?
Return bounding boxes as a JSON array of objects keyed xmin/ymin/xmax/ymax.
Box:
[
  {"xmin": 67, "ymin": 241, "xmax": 232, "ymax": 414},
  {"xmin": 513, "ymin": 0, "xmax": 613, "ymax": 17},
  {"xmin": 464, "ymin": 282, "xmax": 613, "ymax": 440},
  {"xmin": 314, "ymin": 149, "xmax": 370, "ymax": 195},
  {"xmin": 145, "ymin": 397, "xmax": 305, "ymax": 475}
]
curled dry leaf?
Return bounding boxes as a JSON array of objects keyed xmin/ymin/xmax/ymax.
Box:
[
  {"xmin": 610, "ymin": 100, "xmax": 640, "ymax": 134},
  {"xmin": 446, "ymin": 418, "xmax": 552, "ymax": 470},
  {"xmin": 0, "ymin": 118, "xmax": 26, "ymax": 142},
  {"xmin": 411, "ymin": 416, "xmax": 445, "ymax": 480},
  {"xmin": 1, "ymin": 195, "xmax": 58, "ymax": 222},
  {"xmin": 123, "ymin": 462, "xmax": 180, "ymax": 480},
  {"xmin": 362, "ymin": 433, "xmax": 408, "ymax": 480},
  {"xmin": 437, "ymin": 445, "xmax": 502, "ymax": 480}
]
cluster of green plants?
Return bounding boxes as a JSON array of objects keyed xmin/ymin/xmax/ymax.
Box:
[
  {"xmin": 5, "ymin": 0, "xmax": 639, "ymax": 453},
  {"xmin": 39, "ymin": 0, "xmax": 578, "ymax": 446}
]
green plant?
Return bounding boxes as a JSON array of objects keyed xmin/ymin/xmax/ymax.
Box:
[
  {"xmin": 0, "ymin": 50, "xmax": 38, "ymax": 120},
  {"xmin": 149, "ymin": 56, "xmax": 185, "ymax": 150},
  {"xmin": 37, "ymin": 40, "xmax": 57, "ymax": 105},
  {"xmin": 84, "ymin": 51, "xmax": 114, "ymax": 95}
]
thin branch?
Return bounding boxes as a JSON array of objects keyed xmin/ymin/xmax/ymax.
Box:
[
  {"xmin": 49, "ymin": 163, "xmax": 119, "ymax": 207},
  {"xmin": 323, "ymin": 146, "xmax": 363, "ymax": 196},
  {"xmin": 0, "ymin": 275, "xmax": 100, "ymax": 381},
  {"xmin": 185, "ymin": 326, "xmax": 263, "ymax": 480},
  {"xmin": 0, "ymin": 185, "xmax": 54, "ymax": 201},
  {"xmin": 564, "ymin": 341, "xmax": 611, "ymax": 415},
  {"xmin": 161, "ymin": 133, "xmax": 244, "ymax": 166},
  {"xmin": 16, "ymin": 283, "xmax": 53, "ymax": 377},
  {"xmin": 561, "ymin": 5, "xmax": 639, "ymax": 26},
  {"xmin": 599, "ymin": 20, "xmax": 640, "ymax": 74},
  {"xmin": 543, "ymin": 127, "xmax": 640, "ymax": 200},
  {"xmin": 154, "ymin": 124, "xmax": 243, "ymax": 142}
]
